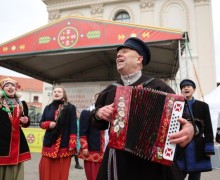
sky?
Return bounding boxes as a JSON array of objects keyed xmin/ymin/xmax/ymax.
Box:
[{"xmin": 0, "ymin": 0, "xmax": 219, "ymax": 81}]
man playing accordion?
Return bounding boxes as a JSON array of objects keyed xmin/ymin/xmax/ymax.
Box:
[{"xmin": 90, "ymin": 37, "xmax": 195, "ymax": 180}]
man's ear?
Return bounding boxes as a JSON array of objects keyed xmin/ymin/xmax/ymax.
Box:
[{"xmin": 137, "ymin": 55, "xmax": 143, "ymax": 65}]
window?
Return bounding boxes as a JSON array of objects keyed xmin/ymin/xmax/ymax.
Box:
[
  {"xmin": 33, "ymin": 96, "xmax": 39, "ymax": 102},
  {"xmin": 113, "ymin": 11, "xmax": 130, "ymax": 22}
]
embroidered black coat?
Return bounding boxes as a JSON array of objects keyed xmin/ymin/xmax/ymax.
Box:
[
  {"xmin": 0, "ymin": 101, "xmax": 31, "ymax": 165},
  {"xmin": 90, "ymin": 75, "xmax": 185, "ymax": 180},
  {"xmin": 39, "ymin": 100, "xmax": 78, "ymax": 158}
]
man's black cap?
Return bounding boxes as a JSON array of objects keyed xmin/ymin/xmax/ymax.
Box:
[
  {"xmin": 180, "ymin": 79, "xmax": 196, "ymax": 89},
  {"xmin": 117, "ymin": 37, "xmax": 151, "ymax": 66}
]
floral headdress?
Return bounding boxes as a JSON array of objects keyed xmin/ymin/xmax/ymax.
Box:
[{"xmin": 0, "ymin": 77, "xmax": 22, "ymax": 98}]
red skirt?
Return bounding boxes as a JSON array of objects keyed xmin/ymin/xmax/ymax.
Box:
[
  {"xmin": 84, "ymin": 160, "xmax": 101, "ymax": 180},
  {"xmin": 39, "ymin": 156, "xmax": 71, "ymax": 180}
]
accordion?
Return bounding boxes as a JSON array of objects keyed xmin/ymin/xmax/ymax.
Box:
[{"xmin": 108, "ymin": 86, "xmax": 185, "ymax": 166}]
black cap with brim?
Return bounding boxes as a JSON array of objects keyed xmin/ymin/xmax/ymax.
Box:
[
  {"xmin": 117, "ymin": 37, "xmax": 151, "ymax": 66},
  {"xmin": 180, "ymin": 79, "xmax": 196, "ymax": 89}
]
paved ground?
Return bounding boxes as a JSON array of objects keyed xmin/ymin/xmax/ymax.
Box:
[
  {"xmin": 24, "ymin": 152, "xmax": 86, "ymax": 180},
  {"xmin": 25, "ymin": 152, "xmax": 220, "ymax": 180}
]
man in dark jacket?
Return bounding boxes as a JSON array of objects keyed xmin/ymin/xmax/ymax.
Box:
[
  {"xmin": 90, "ymin": 37, "xmax": 195, "ymax": 180},
  {"xmin": 177, "ymin": 79, "xmax": 215, "ymax": 180}
]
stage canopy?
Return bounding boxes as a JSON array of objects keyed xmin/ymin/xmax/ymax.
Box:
[{"xmin": 0, "ymin": 16, "xmax": 185, "ymax": 84}]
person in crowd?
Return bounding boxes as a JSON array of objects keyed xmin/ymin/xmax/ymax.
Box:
[
  {"xmin": 0, "ymin": 77, "xmax": 31, "ymax": 180},
  {"xmin": 90, "ymin": 37, "xmax": 195, "ymax": 180},
  {"xmin": 74, "ymin": 110, "xmax": 83, "ymax": 169},
  {"xmin": 79, "ymin": 93, "xmax": 109, "ymax": 180},
  {"xmin": 177, "ymin": 79, "xmax": 215, "ymax": 180},
  {"xmin": 39, "ymin": 86, "xmax": 77, "ymax": 180}
]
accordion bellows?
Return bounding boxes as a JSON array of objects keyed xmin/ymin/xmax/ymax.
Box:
[{"xmin": 108, "ymin": 86, "xmax": 185, "ymax": 166}]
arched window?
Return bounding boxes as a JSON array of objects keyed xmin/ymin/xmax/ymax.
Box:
[{"xmin": 113, "ymin": 11, "xmax": 130, "ymax": 22}]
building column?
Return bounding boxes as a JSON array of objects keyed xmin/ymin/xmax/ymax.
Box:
[{"xmin": 194, "ymin": 0, "xmax": 216, "ymax": 95}]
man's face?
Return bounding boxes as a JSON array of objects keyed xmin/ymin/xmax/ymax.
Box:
[
  {"xmin": 3, "ymin": 83, "xmax": 16, "ymax": 97},
  {"xmin": 181, "ymin": 85, "xmax": 195, "ymax": 99},
  {"xmin": 116, "ymin": 48, "xmax": 142, "ymax": 75}
]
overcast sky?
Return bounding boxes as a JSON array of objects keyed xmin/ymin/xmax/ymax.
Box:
[{"xmin": 0, "ymin": 0, "xmax": 219, "ymax": 81}]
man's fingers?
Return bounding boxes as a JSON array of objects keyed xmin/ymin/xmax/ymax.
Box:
[{"xmin": 169, "ymin": 118, "xmax": 194, "ymax": 147}]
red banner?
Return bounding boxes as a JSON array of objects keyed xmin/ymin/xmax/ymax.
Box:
[{"xmin": 0, "ymin": 16, "xmax": 183, "ymax": 56}]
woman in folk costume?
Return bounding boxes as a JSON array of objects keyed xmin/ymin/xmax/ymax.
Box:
[
  {"xmin": 0, "ymin": 77, "xmax": 31, "ymax": 180},
  {"xmin": 39, "ymin": 86, "xmax": 78, "ymax": 180}
]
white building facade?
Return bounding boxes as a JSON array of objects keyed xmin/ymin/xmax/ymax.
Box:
[{"xmin": 42, "ymin": 0, "xmax": 216, "ymax": 99}]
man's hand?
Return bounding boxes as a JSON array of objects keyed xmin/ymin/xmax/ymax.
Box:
[
  {"xmin": 95, "ymin": 103, "xmax": 114, "ymax": 122},
  {"xmin": 169, "ymin": 118, "xmax": 194, "ymax": 147}
]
